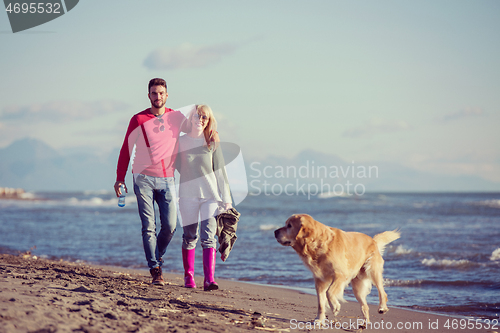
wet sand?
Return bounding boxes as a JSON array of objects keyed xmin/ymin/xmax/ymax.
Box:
[{"xmin": 0, "ymin": 253, "xmax": 496, "ymax": 332}]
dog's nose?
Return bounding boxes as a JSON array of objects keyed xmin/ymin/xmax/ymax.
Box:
[{"xmin": 274, "ymin": 230, "xmax": 279, "ymax": 238}]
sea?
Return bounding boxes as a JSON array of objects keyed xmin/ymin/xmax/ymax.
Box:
[{"xmin": 0, "ymin": 191, "xmax": 499, "ymax": 320}]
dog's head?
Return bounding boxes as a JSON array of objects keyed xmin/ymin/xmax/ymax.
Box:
[{"xmin": 274, "ymin": 214, "xmax": 315, "ymax": 247}]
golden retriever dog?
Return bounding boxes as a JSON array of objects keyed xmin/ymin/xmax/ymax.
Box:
[{"xmin": 274, "ymin": 214, "xmax": 400, "ymax": 326}]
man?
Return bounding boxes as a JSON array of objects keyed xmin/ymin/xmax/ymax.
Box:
[{"xmin": 114, "ymin": 78, "xmax": 188, "ymax": 285}]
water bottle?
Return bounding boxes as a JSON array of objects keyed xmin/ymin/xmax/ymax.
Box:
[{"xmin": 118, "ymin": 184, "xmax": 126, "ymax": 207}]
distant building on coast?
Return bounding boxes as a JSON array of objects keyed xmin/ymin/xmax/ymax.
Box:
[{"xmin": 0, "ymin": 187, "xmax": 27, "ymax": 199}]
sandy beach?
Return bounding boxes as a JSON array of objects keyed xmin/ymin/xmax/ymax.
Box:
[{"xmin": 0, "ymin": 253, "xmax": 497, "ymax": 333}]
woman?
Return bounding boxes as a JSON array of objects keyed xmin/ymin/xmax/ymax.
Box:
[{"xmin": 176, "ymin": 105, "xmax": 232, "ymax": 291}]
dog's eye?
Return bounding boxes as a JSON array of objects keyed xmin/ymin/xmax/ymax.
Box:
[{"xmin": 287, "ymin": 224, "xmax": 291, "ymax": 228}]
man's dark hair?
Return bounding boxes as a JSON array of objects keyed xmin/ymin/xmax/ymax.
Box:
[{"xmin": 148, "ymin": 78, "xmax": 167, "ymax": 92}]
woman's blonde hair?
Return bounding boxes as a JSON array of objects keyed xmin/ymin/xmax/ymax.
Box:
[{"xmin": 189, "ymin": 104, "xmax": 219, "ymax": 149}]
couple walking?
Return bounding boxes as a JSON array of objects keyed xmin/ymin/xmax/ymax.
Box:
[{"xmin": 114, "ymin": 78, "xmax": 233, "ymax": 291}]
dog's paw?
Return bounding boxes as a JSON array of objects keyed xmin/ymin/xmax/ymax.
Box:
[
  {"xmin": 378, "ymin": 307, "xmax": 389, "ymax": 314},
  {"xmin": 329, "ymin": 301, "xmax": 341, "ymax": 316},
  {"xmin": 358, "ymin": 319, "xmax": 368, "ymax": 329},
  {"xmin": 314, "ymin": 314, "xmax": 326, "ymax": 323}
]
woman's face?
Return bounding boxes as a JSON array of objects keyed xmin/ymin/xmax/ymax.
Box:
[{"xmin": 191, "ymin": 111, "xmax": 209, "ymax": 131}]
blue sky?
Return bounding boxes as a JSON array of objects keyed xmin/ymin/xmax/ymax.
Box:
[{"xmin": 1, "ymin": 1, "xmax": 499, "ymax": 183}]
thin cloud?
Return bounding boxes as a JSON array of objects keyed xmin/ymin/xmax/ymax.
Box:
[
  {"xmin": 437, "ymin": 107, "xmax": 485, "ymax": 123},
  {"xmin": 213, "ymin": 111, "xmax": 240, "ymax": 143},
  {"xmin": 343, "ymin": 118, "xmax": 412, "ymax": 138},
  {"xmin": 1, "ymin": 100, "xmax": 128, "ymax": 123},
  {"xmin": 143, "ymin": 42, "xmax": 239, "ymax": 70}
]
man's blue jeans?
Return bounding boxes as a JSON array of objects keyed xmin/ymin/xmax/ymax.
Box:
[{"xmin": 133, "ymin": 174, "xmax": 177, "ymax": 269}]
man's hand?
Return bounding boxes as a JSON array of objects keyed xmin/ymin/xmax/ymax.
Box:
[{"xmin": 114, "ymin": 181, "xmax": 127, "ymax": 197}]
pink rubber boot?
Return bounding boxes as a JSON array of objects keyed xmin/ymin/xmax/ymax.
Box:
[
  {"xmin": 182, "ymin": 248, "xmax": 196, "ymax": 288},
  {"xmin": 203, "ymin": 248, "xmax": 219, "ymax": 291}
]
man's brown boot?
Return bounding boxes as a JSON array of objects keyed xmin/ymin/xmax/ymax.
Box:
[{"xmin": 150, "ymin": 267, "xmax": 165, "ymax": 286}]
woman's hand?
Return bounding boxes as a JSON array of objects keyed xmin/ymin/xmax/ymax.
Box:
[{"xmin": 223, "ymin": 202, "xmax": 232, "ymax": 211}]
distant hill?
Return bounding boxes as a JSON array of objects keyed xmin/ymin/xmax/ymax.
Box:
[
  {"xmin": 0, "ymin": 138, "xmax": 498, "ymax": 192},
  {"xmin": 0, "ymin": 138, "xmax": 119, "ymax": 191}
]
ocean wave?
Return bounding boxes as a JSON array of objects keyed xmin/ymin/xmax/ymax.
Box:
[
  {"xmin": 83, "ymin": 190, "xmax": 112, "ymax": 195},
  {"xmin": 491, "ymin": 248, "xmax": 500, "ymax": 261},
  {"xmin": 65, "ymin": 196, "xmax": 137, "ymax": 207},
  {"xmin": 393, "ymin": 244, "xmax": 413, "ymax": 255},
  {"xmin": 259, "ymin": 224, "xmax": 280, "ymax": 231},
  {"xmin": 317, "ymin": 191, "xmax": 351, "ymax": 199},
  {"xmin": 384, "ymin": 279, "xmax": 423, "ymax": 287},
  {"xmin": 0, "ymin": 192, "xmax": 137, "ymax": 208},
  {"xmin": 353, "ymin": 223, "xmax": 382, "ymax": 229},
  {"xmin": 472, "ymin": 200, "xmax": 500, "ymax": 209},
  {"xmin": 412, "ymin": 201, "xmax": 437, "ymax": 208},
  {"xmin": 20, "ymin": 192, "xmax": 36, "ymax": 199},
  {"xmin": 384, "ymin": 278, "xmax": 496, "ymax": 289},
  {"xmin": 421, "ymin": 258, "xmax": 474, "ymax": 268}
]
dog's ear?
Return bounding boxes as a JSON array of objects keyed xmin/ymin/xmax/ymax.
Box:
[
  {"xmin": 296, "ymin": 214, "xmax": 314, "ymax": 240},
  {"xmin": 299, "ymin": 214, "xmax": 321, "ymax": 239}
]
